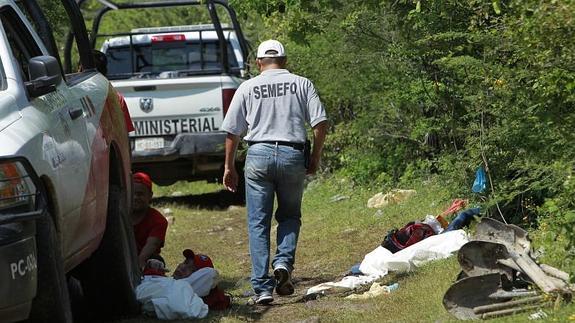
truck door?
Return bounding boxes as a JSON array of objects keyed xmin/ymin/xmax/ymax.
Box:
[{"xmin": 0, "ymin": 5, "xmax": 94, "ymax": 261}]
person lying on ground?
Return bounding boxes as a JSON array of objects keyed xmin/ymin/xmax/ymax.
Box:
[
  {"xmin": 173, "ymin": 249, "xmax": 231, "ymax": 310},
  {"xmin": 132, "ymin": 172, "xmax": 168, "ymax": 269}
]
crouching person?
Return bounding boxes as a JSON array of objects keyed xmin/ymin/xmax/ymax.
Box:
[
  {"xmin": 132, "ymin": 172, "xmax": 169, "ymax": 269},
  {"xmin": 173, "ymin": 249, "xmax": 232, "ymax": 310}
]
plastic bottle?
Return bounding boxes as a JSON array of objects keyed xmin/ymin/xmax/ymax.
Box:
[{"xmin": 384, "ymin": 282, "xmax": 399, "ymax": 293}]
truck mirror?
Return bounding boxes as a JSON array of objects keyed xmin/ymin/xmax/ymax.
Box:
[{"xmin": 25, "ymin": 56, "xmax": 62, "ymax": 98}]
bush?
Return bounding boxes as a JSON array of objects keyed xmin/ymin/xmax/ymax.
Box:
[
  {"xmin": 233, "ymin": 0, "xmax": 575, "ymax": 258},
  {"xmin": 533, "ymin": 167, "xmax": 575, "ymax": 279}
]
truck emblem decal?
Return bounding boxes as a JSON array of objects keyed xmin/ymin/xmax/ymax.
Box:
[{"xmin": 140, "ymin": 97, "xmax": 153, "ymax": 113}]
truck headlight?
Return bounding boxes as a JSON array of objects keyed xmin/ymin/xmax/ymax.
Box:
[{"xmin": 0, "ymin": 159, "xmax": 37, "ymax": 215}]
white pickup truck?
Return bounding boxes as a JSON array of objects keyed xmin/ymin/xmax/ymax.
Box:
[
  {"xmin": 0, "ymin": 0, "xmax": 138, "ymax": 321},
  {"xmin": 91, "ymin": 0, "xmax": 250, "ymax": 187}
]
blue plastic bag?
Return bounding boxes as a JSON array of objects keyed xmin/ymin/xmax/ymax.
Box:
[{"xmin": 472, "ymin": 166, "xmax": 487, "ymax": 193}]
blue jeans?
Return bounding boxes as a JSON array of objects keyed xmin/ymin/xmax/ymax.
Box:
[
  {"xmin": 444, "ymin": 208, "xmax": 481, "ymax": 232},
  {"xmin": 244, "ymin": 143, "xmax": 306, "ymax": 294}
]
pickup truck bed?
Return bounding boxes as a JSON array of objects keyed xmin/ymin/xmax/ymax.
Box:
[{"xmin": 94, "ymin": 2, "xmax": 250, "ymax": 187}]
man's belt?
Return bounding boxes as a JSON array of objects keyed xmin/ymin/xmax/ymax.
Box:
[{"xmin": 247, "ymin": 141, "xmax": 305, "ymax": 150}]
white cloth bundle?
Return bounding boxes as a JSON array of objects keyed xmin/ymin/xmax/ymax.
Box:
[{"xmin": 136, "ymin": 276, "xmax": 209, "ymax": 320}]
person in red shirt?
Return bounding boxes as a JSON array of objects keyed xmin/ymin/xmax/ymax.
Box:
[{"xmin": 132, "ymin": 172, "xmax": 168, "ymax": 269}]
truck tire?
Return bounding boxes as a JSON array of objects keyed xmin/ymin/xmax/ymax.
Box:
[
  {"xmin": 28, "ymin": 215, "xmax": 73, "ymax": 323},
  {"xmin": 79, "ymin": 185, "xmax": 140, "ymax": 319}
]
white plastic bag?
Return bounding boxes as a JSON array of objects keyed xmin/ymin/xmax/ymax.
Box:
[
  {"xmin": 360, "ymin": 229, "xmax": 468, "ymax": 275},
  {"xmin": 306, "ymin": 230, "xmax": 469, "ymax": 296},
  {"xmin": 422, "ymin": 214, "xmax": 444, "ymax": 234},
  {"xmin": 136, "ymin": 276, "xmax": 209, "ymax": 320}
]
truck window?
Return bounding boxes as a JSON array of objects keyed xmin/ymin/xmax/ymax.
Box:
[
  {"xmin": 106, "ymin": 40, "xmax": 238, "ymax": 79},
  {"xmin": 0, "ymin": 7, "xmax": 42, "ymax": 83},
  {"xmin": 18, "ymin": 0, "xmax": 91, "ymax": 80}
]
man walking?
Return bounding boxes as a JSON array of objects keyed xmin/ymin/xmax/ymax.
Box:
[{"xmin": 221, "ymin": 39, "xmax": 328, "ymax": 304}]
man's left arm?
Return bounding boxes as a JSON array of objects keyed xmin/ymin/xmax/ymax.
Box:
[{"xmin": 305, "ymin": 80, "xmax": 328, "ymax": 175}]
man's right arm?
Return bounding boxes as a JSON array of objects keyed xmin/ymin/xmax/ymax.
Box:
[
  {"xmin": 138, "ymin": 237, "xmax": 163, "ymax": 269},
  {"xmin": 137, "ymin": 210, "xmax": 168, "ymax": 269},
  {"xmin": 223, "ymin": 133, "xmax": 240, "ymax": 192},
  {"xmin": 221, "ymin": 84, "xmax": 247, "ymax": 192}
]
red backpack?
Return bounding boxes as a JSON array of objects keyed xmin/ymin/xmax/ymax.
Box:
[{"xmin": 381, "ymin": 222, "xmax": 436, "ymax": 253}]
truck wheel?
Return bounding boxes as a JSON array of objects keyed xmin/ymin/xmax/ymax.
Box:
[
  {"xmin": 79, "ymin": 185, "xmax": 140, "ymax": 319},
  {"xmin": 28, "ymin": 215, "xmax": 73, "ymax": 323}
]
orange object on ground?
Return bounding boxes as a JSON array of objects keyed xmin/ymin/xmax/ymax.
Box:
[
  {"xmin": 440, "ymin": 199, "xmax": 468, "ymax": 217},
  {"xmin": 436, "ymin": 215, "xmax": 449, "ymax": 229}
]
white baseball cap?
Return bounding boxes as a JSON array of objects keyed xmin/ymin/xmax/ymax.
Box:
[{"xmin": 256, "ymin": 39, "xmax": 286, "ymax": 58}]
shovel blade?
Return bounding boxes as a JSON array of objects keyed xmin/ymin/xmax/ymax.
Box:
[
  {"xmin": 458, "ymin": 241, "xmax": 513, "ymax": 278},
  {"xmin": 443, "ymin": 273, "xmax": 504, "ymax": 320},
  {"xmin": 474, "ymin": 218, "xmax": 531, "ymax": 254}
]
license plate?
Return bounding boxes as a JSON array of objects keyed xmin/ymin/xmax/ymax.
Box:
[{"xmin": 135, "ymin": 137, "xmax": 164, "ymax": 151}]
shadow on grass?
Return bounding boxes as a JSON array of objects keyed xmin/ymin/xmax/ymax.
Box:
[
  {"xmin": 206, "ymin": 302, "xmax": 269, "ymax": 321},
  {"xmin": 105, "ymin": 275, "xmax": 331, "ymax": 322},
  {"xmin": 153, "ymin": 189, "xmax": 245, "ymax": 210}
]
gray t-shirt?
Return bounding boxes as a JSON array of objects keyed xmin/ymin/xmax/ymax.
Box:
[{"xmin": 221, "ymin": 69, "xmax": 327, "ymax": 143}]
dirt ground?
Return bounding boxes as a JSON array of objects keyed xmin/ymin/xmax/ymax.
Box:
[{"xmin": 113, "ymin": 188, "xmax": 380, "ymax": 323}]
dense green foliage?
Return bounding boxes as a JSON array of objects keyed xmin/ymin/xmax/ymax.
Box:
[
  {"xmin": 228, "ymin": 0, "xmax": 575, "ymax": 273},
  {"xmin": 38, "ymin": 0, "xmax": 574, "ymax": 275}
]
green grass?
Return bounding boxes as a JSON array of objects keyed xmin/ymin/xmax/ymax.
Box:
[{"xmin": 119, "ymin": 176, "xmax": 575, "ymax": 322}]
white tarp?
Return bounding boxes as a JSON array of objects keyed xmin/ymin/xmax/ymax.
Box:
[
  {"xmin": 136, "ymin": 276, "xmax": 209, "ymax": 320},
  {"xmin": 360, "ymin": 229, "xmax": 468, "ymax": 275},
  {"xmin": 306, "ymin": 229, "xmax": 469, "ymax": 296}
]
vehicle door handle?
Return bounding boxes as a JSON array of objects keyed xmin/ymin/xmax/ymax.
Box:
[
  {"xmin": 134, "ymin": 85, "xmax": 156, "ymax": 91},
  {"xmin": 69, "ymin": 108, "xmax": 84, "ymax": 120}
]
